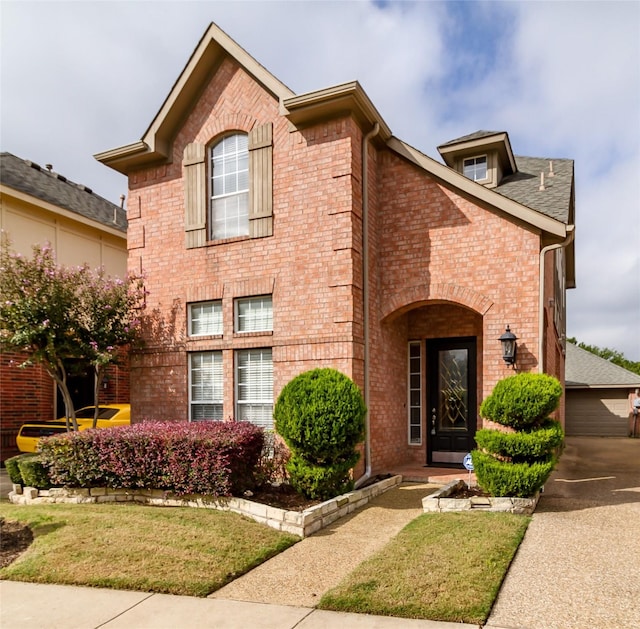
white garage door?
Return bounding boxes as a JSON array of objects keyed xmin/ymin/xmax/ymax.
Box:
[{"xmin": 566, "ymin": 389, "xmax": 629, "ymax": 437}]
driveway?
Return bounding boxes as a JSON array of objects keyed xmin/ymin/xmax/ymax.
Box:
[{"xmin": 487, "ymin": 436, "xmax": 640, "ymax": 629}]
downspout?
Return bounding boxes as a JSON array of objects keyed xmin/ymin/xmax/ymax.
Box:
[
  {"xmin": 538, "ymin": 226, "xmax": 575, "ymax": 373},
  {"xmin": 355, "ymin": 122, "xmax": 380, "ymax": 489}
]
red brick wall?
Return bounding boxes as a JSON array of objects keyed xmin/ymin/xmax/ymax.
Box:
[
  {"xmin": 1, "ymin": 350, "xmax": 54, "ymax": 461},
  {"xmin": 128, "ymin": 60, "xmax": 364, "ymax": 422}
]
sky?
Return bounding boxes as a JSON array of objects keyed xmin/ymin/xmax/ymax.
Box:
[{"xmin": 1, "ymin": 0, "xmax": 639, "ymax": 361}]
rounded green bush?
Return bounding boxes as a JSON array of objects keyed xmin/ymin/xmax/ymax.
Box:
[
  {"xmin": 471, "ymin": 449, "xmax": 556, "ymax": 497},
  {"xmin": 275, "ymin": 368, "xmax": 366, "ymax": 499},
  {"xmin": 479, "ymin": 373, "xmax": 562, "ymax": 429},
  {"xmin": 274, "ymin": 368, "xmax": 366, "ymax": 463},
  {"xmin": 475, "ymin": 420, "xmax": 564, "ymax": 463}
]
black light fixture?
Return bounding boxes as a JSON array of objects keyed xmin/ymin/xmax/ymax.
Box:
[{"xmin": 499, "ymin": 325, "xmax": 518, "ymax": 366}]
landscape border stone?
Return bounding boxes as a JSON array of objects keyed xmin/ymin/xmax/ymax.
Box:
[
  {"xmin": 422, "ymin": 479, "xmax": 540, "ymax": 514},
  {"xmin": 8, "ymin": 475, "xmax": 402, "ymax": 537}
]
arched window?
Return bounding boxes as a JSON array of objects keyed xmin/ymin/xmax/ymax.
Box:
[{"xmin": 209, "ymin": 133, "xmax": 249, "ymax": 239}]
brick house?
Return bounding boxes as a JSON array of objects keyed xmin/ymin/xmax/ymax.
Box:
[
  {"xmin": 0, "ymin": 153, "xmax": 129, "ymax": 461},
  {"xmin": 96, "ymin": 23, "xmax": 575, "ymax": 475}
]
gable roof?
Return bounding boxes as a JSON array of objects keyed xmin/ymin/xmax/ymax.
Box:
[
  {"xmin": 565, "ymin": 342, "xmax": 640, "ymax": 389},
  {"xmin": 1, "ymin": 153, "xmax": 126, "ymax": 233},
  {"xmin": 94, "ymin": 22, "xmax": 573, "ymax": 248}
]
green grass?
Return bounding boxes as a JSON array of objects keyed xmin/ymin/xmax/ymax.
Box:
[
  {"xmin": 0, "ymin": 503, "xmax": 299, "ymax": 597},
  {"xmin": 318, "ymin": 511, "xmax": 529, "ymax": 624}
]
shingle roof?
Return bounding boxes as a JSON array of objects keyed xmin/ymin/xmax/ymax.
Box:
[
  {"xmin": 565, "ymin": 343, "xmax": 640, "ymax": 388},
  {"xmin": 0, "ymin": 152, "xmax": 126, "ymax": 232},
  {"xmin": 438, "ymin": 130, "xmax": 506, "ymax": 147},
  {"xmin": 496, "ymin": 155, "xmax": 574, "ymax": 223}
]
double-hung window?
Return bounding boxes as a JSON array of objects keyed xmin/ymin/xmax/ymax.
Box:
[
  {"xmin": 189, "ymin": 351, "xmax": 223, "ymax": 421},
  {"xmin": 188, "ymin": 301, "xmax": 222, "ymax": 337},
  {"xmin": 463, "ymin": 155, "xmax": 488, "ymax": 182},
  {"xmin": 210, "ymin": 134, "xmax": 249, "ymax": 240},
  {"xmin": 235, "ymin": 295, "xmax": 273, "ymax": 333},
  {"xmin": 236, "ymin": 348, "xmax": 273, "ymax": 429}
]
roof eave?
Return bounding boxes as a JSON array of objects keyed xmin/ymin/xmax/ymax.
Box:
[
  {"xmin": 0, "ymin": 184, "xmax": 127, "ymax": 237},
  {"xmin": 95, "ymin": 22, "xmax": 296, "ymax": 176},
  {"xmin": 283, "ymin": 81, "xmax": 392, "ymax": 141}
]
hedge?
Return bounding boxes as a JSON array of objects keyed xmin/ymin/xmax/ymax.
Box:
[
  {"xmin": 38, "ymin": 420, "xmax": 264, "ymax": 497},
  {"xmin": 471, "ymin": 450, "xmax": 557, "ymax": 498},
  {"xmin": 474, "ymin": 420, "xmax": 564, "ymax": 463}
]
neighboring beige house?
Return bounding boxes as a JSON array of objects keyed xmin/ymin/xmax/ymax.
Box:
[
  {"xmin": 565, "ymin": 342, "xmax": 640, "ymax": 437},
  {"xmin": 0, "ymin": 152, "xmax": 128, "ymax": 461}
]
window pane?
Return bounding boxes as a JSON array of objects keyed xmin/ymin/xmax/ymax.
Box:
[
  {"xmin": 408, "ymin": 341, "xmax": 422, "ymax": 445},
  {"xmin": 236, "ymin": 296, "xmax": 273, "ymax": 332},
  {"xmin": 463, "ymin": 156, "xmax": 487, "ymax": 181},
  {"xmin": 209, "ymin": 133, "xmax": 249, "ymax": 240},
  {"xmin": 236, "ymin": 348, "xmax": 273, "ymax": 429},
  {"xmin": 189, "ymin": 301, "xmax": 222, "ymax": 336},
  {"xmin": 189, "ymin": 352, "xmax": 223, "ymax": 422}
]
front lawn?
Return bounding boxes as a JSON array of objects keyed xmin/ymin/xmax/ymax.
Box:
[
  {"xmin": 319, "ymin": 511, "xmax": 529, "ymax": 625},
  {"xmin": 0, "ymin": 503, "xmax": 299, "ymax": 597}
]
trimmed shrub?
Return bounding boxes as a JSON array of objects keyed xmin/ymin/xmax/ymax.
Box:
[
  {"xmin": 39, "ymin": 420, "xmax": 264, "ymax": 497},
  {"xmin": 471, "ymin": 450, "xmax": 557, "ymax": 498},
  {"xmin": 473, "ymin": 373, "xmax": 564, "ymax": 497},
  {"xmin": 474, "ymin": 420, "xmax": 564, "ymax": 463},
  {"xmin": 17, "ymin": 455, "xmax": 51, "ymax": 489},
  {"xmin": 480, "ymin": 373, "xmax": 563, "ymax": 429},
  {"xmin": 275, "ymin": 368, "xmax": 366, "ymax": 500},
  {"xmin": 5, "ymin": 453, "xmax": 37, "ymax": 484},
  {"xmin": 287, "ymin": 453, "xmax": 358, "ymax": 500}
]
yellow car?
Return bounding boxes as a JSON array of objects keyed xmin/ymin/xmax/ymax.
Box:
[{"xmin": 16, "ymin": 404, "xmax": 131, "ymax": 453}]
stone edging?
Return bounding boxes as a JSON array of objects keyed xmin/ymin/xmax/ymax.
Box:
[
  {"xmin": 9, "ymin": 475, "xmax": 402, "ymax": 538},
  {"xmin": 422, "ymin": 479, "xmax": 540, "ymax": 514}
]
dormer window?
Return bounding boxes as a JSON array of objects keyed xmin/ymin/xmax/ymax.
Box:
[{"xmin": 463, "ymin": 155, "xmax": 488, "ymax": 182}]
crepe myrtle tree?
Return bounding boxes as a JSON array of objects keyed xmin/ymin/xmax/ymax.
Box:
[
  {"xmin": 76, "ymin": 266, "xmax": 146, "ymax": 427},
  {"xmin": 0, "ymin": 235, "xmax": 145, "ymax": 430}
]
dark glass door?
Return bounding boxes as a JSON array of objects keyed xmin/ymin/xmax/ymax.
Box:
[{"xmin": 427, "ymin": 337, "xmax": 477, "ymax": 466}]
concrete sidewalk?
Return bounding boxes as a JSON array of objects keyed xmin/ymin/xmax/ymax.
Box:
[{"xmin": 0, "ymin": 581, "xmax": 477, "ymax": 629}]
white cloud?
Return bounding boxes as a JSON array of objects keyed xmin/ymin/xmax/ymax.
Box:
[{"xmin": 1, "ymin": 0, "xmax": 638, "ymax": 359}]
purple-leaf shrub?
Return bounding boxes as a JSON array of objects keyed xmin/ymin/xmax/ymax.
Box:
[{"xmin": 39, "ymin": 420, "xmax": 264, "ymax": 497}]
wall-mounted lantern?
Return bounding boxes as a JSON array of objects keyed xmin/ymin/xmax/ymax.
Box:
[{"xmin": 499, "ymin": 325, "xmax": 518, "ymax": 366}]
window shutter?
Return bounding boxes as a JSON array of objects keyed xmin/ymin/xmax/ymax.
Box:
[
  {"xmin": 183, "ymin": 143, "xmax": 207, "ymax": 248},
  {"xmin": 248, "ymin": 123, "xmax": 273, "ymax": 238}
]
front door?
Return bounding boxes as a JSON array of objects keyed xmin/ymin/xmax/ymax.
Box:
[{"xmin": 427, "ymin": 337, "xmax": 477, "ymax": 466}]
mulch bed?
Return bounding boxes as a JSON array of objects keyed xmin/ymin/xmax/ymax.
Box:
[
  {"xmin": 0, "ymin": 518, "xmax": 33, "ymax": 569},
  {"xmin": 447, "ymin": 485, "xmax": 491, "ymax": 499}
]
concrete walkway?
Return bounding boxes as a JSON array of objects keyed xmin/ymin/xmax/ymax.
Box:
[{"xmin": 212, "ymin": 482, "xmax": 434, "ymax": 607}]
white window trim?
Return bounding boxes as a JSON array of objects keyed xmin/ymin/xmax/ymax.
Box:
[
  {"xmin": 209, "ymin": 133, "xmax": 250, "ymax": 241},
  {"xmin": 188, "ymin": 300, "xmax": 223, "ymax": 337},
  {"xmin": 188, "ymin": 351, "xmax": 223, "ymax": 422},
  {"xmin": 235, "ymin": 348, "xmax": 273, "ymax": 429},
  {"xmin": 408, "ymin": 341, "xmax": 422, "ymax": 446},
  {"xmin": 235, "ymin": 295, "xmax": 273, "ymax": 334},
  {"xmin": 462, "ymin": 154, "xmax": 489, "ymax": 182}
]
